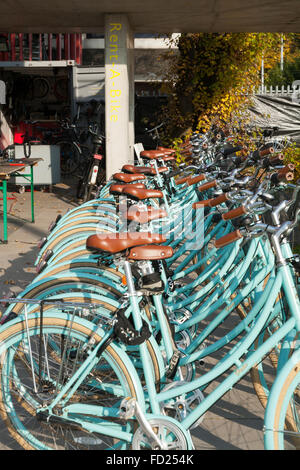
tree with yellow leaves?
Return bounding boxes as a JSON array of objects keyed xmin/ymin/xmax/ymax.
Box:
[{"xmin": 161, "ymin": 33, "xmax": 292, "ymax": 142}]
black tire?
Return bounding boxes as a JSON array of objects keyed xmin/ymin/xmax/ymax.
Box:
[
  {"xmin": 82, "ymin": 184, "xmax": 93, "ymax": 203},
  {"xmin": 77, "ymin": 160, "xmax": 102, "ymax": 202},
  {"xmin": 76, "ymin": 177, "xmax": 85, "ymax": 199},
  {"xmin": 77, "ymin": 180, "xmax": 93, "ymax": 203},
  {"xmin": 30, "ymin": 77, "xmax": 50, "ymax": 100},
  {"xmin": 0, "ymin": 314, "xmax": 140, "ymax": 450},
  {"xmin": 97, "ymin": 167, "xmax": 106, "ymax": 186},
  {"xmin": 56, "ymin": 141, "xmax": 81, "ymax": 175}
]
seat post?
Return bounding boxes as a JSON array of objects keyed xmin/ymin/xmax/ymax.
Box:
[
  {"xmin": 123, "ymin": 260, "xmax": 137, "ymax": 297},
  {"xmin": 123, "ymin": 260, "xmax": 144, "ymax": 333},
  {"xmin": 122, "ymin": 258, "xmax": 161, "ymax": 415},
  {"xmin": 151, "ymin": 159, "xmax": 164, "ymax": 188}
]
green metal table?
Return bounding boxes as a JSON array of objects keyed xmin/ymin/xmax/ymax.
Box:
[{"xmin": 0, "ymin": 158, "xmax": 42, "ymax": 243}]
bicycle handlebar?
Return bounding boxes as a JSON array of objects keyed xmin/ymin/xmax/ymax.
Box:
[{"xmin": 145, "ymin": 122, "xmax": 165, "ymax": 134}]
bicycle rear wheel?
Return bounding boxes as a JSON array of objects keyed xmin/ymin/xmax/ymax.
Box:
[
  {"xmin": 25, "ymin": 77, "xmax": 50, "ymax": 100},
  {"xmin": 56, "ymin": 141, "xmax": 81, "ymax": 175},
  {"xmin": 264, "ymin": 351, "xmax": 300, "ymax": 450},
  {"xmin": 0, "ymin": 313, "xmax": 142, "ymax": 450}
]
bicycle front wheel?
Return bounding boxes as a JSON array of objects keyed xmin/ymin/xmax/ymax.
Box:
[
  {"xmin": 56, "ymin": 141, "xmax": 81, "ymax": 175},
  {"xmin": 0, "ymin": 313, "xmax": 142, "ymax": 450}
]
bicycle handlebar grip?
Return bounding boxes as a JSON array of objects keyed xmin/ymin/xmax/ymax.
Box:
[
  {"xmin": 188, "ymin": 174, "xmax": 206, "ymax": 186},
  {"xmin": 175, "ymin": 175, "xmax": 190, "ymax": 185},
  {"xmin": 259, "ymin": 147, "xmax": 274, "ymax": 157},
  {"xmin": 279, "ymin": 163, "xmax": 295, "ymax": 172},
  {"xmin": 271, "ymin": 170, "xmax": 294, "ymax": 184},
  {"xmin": 277, "ymin": 169, "xmax": 294, "ymax": 181},
  {"xmin": 215, "ymin": 230, "xmax": 243, "ymax": 249},
  {"xmin": 193, "ymin": 199, "xmax": 213, "ymax": 209},
  {"xmin": 197, "ymin": 180, "xmax": 217, "ymax": 192},
  {"xmin": 269, "ymin": 153, "xmax": 284, "ymax": 165},
  {"xmin": 222, "ymin": 205, "xmax": 247, "ymax": 220},
  {"xmin": 209, "ymin": 193, "xmax": 229, "ymax": 207}
]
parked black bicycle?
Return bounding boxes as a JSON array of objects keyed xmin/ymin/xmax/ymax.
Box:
[
  {"xmin": 76, "ymin": 125, "xmax": 106, "ymax": 202},
  {"xmin": 39, "ymin": 118, "xmax": 103, "ymax": 177}
]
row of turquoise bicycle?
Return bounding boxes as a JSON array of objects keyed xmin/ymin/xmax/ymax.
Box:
[{"xmin": 0, "ymin": 128, "xmax": 299, "ymax": 450}]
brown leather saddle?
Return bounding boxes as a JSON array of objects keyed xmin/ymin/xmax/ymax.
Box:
[
  {"xmin": 122, "ymin": 165, "xmax": 168, "ymax": 175},
  {"xmin": 125, "ymin": 207, "xmax": 167, "ymax": 223},
  {"xmin": 86, "ymin": 232, "xmax": 173, "ymax": 260},
  {"xmin": 122, "ymin": 187, "xmax": 164, "ymax": 201},
  {"xmin": 113, "ymin": 173, "xmax": 146, "ymax": 183},
  {"xmin": 140, "ymin": 150, "xmax": 165, "ymax": 160},
  {"xmin": 109, "ymin": 183, "xmax": 146, "ymax": 195}
]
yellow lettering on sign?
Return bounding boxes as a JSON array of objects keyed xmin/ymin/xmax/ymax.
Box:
[
  {"xmin": 110, "ymin": 23, "xmax": 122, "ymax": 32},
  {"xmin": 110, "ymin": 69, "xmax": 120, "ymax": 80},
  {"xmin": 108, "ymin": 24, "xmax": 122, "ymax": 123},
  {"xmin": 110, "ymin": 90, "xmax": 121, "ymax": 98}
]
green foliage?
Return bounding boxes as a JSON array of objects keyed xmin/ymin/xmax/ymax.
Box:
[
  {"xmin": 265, "ymin": 57, "xmax": 300, "ymax": 88},
  {"xmin": 293, "ymin": 244, "xmax": 300, "ymax": 255},
  {"xmin": 161, "ymin": 33, "xmax": 290, "ymax": 142}
]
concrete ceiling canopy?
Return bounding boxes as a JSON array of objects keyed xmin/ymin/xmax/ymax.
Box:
[{"xmin": 0, "ymin": 0, "xmax": 299, "ymax": 32}]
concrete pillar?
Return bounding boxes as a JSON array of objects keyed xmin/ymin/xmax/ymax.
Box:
[{"xmin": 104, "ymin": 14, "xmax": 135, "ymax": 178}]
